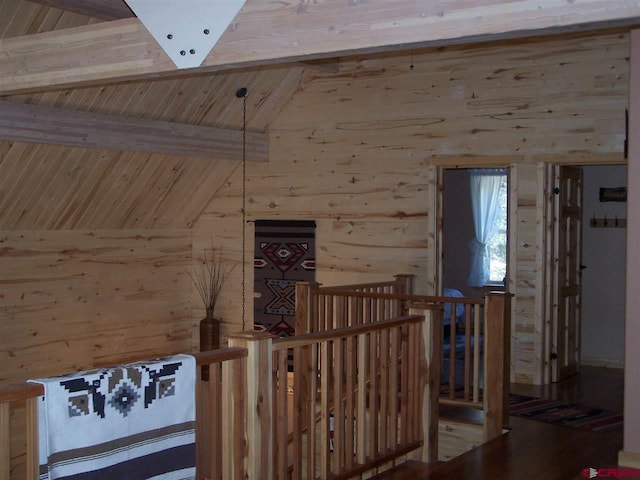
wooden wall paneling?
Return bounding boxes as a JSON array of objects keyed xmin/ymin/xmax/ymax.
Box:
[
  {"xmin": 135, "ymin": 155, "xmax": 207, "ymax": 229},
  {"xmin": 0, "ymin": 143, "xmax": 45, "ymax": 227},
  {"xmin": 510, "ymin": 163, "xmax": 545, "ymax": 384},
  {"xmin": 245, "ymin": 66, "xmax": 311, "ymax": 130},
  {"xmin": 0, "ymin": 229, "xmax": 194, "ymax": 384},
  {"xmin": 165, "ymin": 158, "xmax": 239, "ymax": 230},
  {"xmin": 52, "ymin": 148, "xmax": 122, "ymax": 229},
  {"xmin": 14, "ymin": 144, "xmax": 69, "ymax": 229},
  {"xmin": 0, "ymin": 1, "xmax": 41, "ymax": 37},
  {"xmin": 60, "ymin": 149, "xmax": 129, "ymax": 230},
  {"xmin": 0, "ymin": 1, "xmax": 92, "ymax": 37},
  {"xmin": 190, "ymin": 209, "xmax": 249, "ymax": 338},
  {"xmin": 0, "ymin": 142, "xmax": 238, "ymax": 231}
]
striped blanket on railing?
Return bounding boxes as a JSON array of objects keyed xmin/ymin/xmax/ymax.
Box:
[{"xmin": 30, "ymin": 354, "xmax": 196, "ymax": 480}]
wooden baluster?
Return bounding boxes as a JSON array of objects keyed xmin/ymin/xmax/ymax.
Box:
[
  {"xmin": 389, "ymin": 327, "xmax": 400, "ymax": 449},
  {"xmin": 26, "ymin": 397, "xmax": 38, "ymax": 480},
  {"xmin": 292, "ymin": 345, "xmax": 303, "ymax": 480},
  {"xmin": 369, "ymin": 329, "xmax": 379, "ymax": 456},
  {"xmin": 356, "ymin": 332, "xmax": 368, "ymax": 465},
  {"xmin": 333, "ymin": 337, "xmax": 345, "ymax": 473},
  {"xmin": 0, "ymin": 402, "xmax": 9, "ymax": 480},
  {"xmin": 407, "ymin": 303, "xmax": 441, "ymax": 463},
  {"xmin": 379, "ymin": 328, "xmax": 390, "ymax": 452},
  {"xmin": 464, "ymin": 304, "xmax": 472, "ymax": 401},
  {"xmin": 473, "ymin": 305, "xmax": 481, "ymax": 404},
  {"xmin": 274, "ymin": 351, "xmax": 289, "ymax": 479},
  {"xmin": 209, "ymin": 363, "xmax": 222, "ymax": 480},
  {"xmin": 345, "ymin": 335, "xmax": 356, "ymax": 470}
]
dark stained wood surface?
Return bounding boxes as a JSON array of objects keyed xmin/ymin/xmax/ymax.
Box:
[{"xmin": 374, "ymin": 366, "xmax": 624, "ymax": 480}]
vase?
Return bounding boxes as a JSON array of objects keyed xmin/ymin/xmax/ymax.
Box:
[
  {"xmin": 199, "ymin": 310, "xmax": 220, "ymax": 352},
  {"xmin": 199, "ymin": 309, "xmax": 220, "ymax": 381}
]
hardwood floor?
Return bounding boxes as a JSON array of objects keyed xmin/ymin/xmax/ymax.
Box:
[{"xmin": 374, "ymin": 366, "xmax": 624, "ymax": 480}]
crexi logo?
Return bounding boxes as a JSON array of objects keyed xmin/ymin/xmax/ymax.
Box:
[
  {"xmin": 582, "ymin": 468, "xmax": 640, "ymax": 479},
  {"xmin": 583, "ymin": 468, "xmax": 598, "ymax": 479}
]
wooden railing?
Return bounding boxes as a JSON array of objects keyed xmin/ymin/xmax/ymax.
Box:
[
  {"xmin": 1, "ymin": 314, "xmax": 438, "ymax": 480},
  {"xmin": 295, "ymin": 277, "xmax": 512, "ymax": 445},
  {"xmin": 0, "ymin": 348, "xmax": 248, "ymax": 480},
  {"xmin": 271, "ymin": 314, "xmax": 439, "ymax": 479}
]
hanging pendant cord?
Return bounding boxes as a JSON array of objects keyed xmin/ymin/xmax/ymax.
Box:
[{"xmin": 237, "ymin": 87, "xmax": 248, "ymax": 330}]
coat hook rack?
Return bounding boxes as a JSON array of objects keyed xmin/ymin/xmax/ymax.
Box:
[{"xmin": 590, "ymin": 215, "xmax": 626, "ymax": 228}]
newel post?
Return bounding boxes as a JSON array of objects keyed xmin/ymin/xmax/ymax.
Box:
[
  {"xmin": 294, "ymin": 281, "xmax": 320, "ymax": 437},
  {"xmin": 295, "ymin": 281, "xmax": 320, "ymax": 334},
  {"xmin": 407, "ymin": 302, "xmax": 442, "ymax": 463},
  {"xmin": 483, "ymin": 291, "xmax": 512, "ymax": 440},
  {"xmin": 227, "ymin": 331, "xmax": 275, "ymax": 480},
  {"xmin": 393, "ymin": 274, "xmax": 416, "ymax": 295}
]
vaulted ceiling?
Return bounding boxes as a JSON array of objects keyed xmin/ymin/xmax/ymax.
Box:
[
  {"xmin": 0, "ymin": 0, "xmax": 311, "ymax": 229},
  {"xmin": 1, "ymin": 0, "xmax": 639, "ymax": 230}
]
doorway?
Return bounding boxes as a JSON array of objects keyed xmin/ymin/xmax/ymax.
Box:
[
  {"xmin": 546, "ymin": 164, "xmax": 627, "ymax": 383},
  {"xmin": 579, "ymin": 165, "xmax": 627, "ymax": 369}
]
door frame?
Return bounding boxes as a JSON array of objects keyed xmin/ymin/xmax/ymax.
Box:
[
  {"xmin": 435, "ymin": 164, "xmax": 512, "ymax": 296},
  {"xmin": 543, "ymin": 164, "xmax": 588, "ymax": 383}
]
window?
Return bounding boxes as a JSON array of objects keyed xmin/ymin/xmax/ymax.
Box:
[
  {"xmin": 468, "ymin": 169, "xmax": 508, "ymax": 287},
  {"xmin": 485, "ymin": 175, "xmax": 507, "ymax": 284}
]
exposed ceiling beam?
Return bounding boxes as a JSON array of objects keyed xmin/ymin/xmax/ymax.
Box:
[
  {"xmin": 25, "ymin": 0, "xmax": 134, "ymax": 20},
  {"xmin": 0, "ymin": 100, "xmax": 268, "ymax": 162},
  {"xmin": 2, "ymin": 0, "xmax": 640, "ymax": 95}
]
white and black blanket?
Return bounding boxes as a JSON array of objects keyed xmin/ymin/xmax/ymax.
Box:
[{"xmin": 31, "ymin": 354, "xmax": 196, "ymax": 480}]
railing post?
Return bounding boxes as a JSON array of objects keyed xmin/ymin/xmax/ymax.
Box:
[
  {"xmin": 295, "ymin": 281, "xmax": 320, "ymax": 335},
  {"xmin": 294, "ymin": 281, "xmax": 320, "ymax": 444},
  {"xmin": 393, "ymin": 274, "xmax": 416, "ymax": 295},
  {"xmin": 227, "ymin": 331, "xmax": 275, "ymax": 480},
  {"xmin": 407, "ymin": 303, "xmax": 441, "ymax": 463},
  {"xmin": 483, "ymin": 291, "xmax": 512, "ymax": 440}
]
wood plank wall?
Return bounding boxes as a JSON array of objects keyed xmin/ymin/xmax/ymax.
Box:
[
  {"xmin": 195, "ymin": 31, "xmax": 629, "ymax": 384},
  {"xmin": 0, "ymin": 27, "xmax": 630, "ymax": 387},
  {"xmin": 0, "ymin": 231, "xmax": 194, "ymax": 385}
]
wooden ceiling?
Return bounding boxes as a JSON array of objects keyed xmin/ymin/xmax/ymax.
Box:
[
  {"xmin": 0, "ymin": 0, "xmax": 639, "ymax": 230},
  {"xmin": 0, "ymin": 0, "xmax": 310, "ymax": 230}
]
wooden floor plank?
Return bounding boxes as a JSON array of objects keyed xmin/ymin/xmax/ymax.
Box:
[{"xmin": 374, "ymin": 366, "xmax": 624, "ymax": 480}]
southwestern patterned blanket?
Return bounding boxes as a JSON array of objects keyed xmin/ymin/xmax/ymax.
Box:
[{"xmin": 31, "ymin": 354, "xmax": 196, "ymax": 480}]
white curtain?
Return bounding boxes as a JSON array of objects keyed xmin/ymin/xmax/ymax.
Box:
[{"xmin": 467, "ymin": 169, "xmax": 506, "ymax": 287}]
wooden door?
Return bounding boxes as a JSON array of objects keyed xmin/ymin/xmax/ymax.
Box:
[{"xmin": 551, "ymin": 166, "xmax": 583, "ymax": 382}]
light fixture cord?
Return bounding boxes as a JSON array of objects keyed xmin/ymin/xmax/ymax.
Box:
[{"xmin": 241, "ymin": 91, "xmax": 247, "ymax": 331}]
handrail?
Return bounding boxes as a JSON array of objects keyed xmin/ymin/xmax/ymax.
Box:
[
  {"xmin": 0, "ymin": 348, "xmax": 247, "ymax": 405},
  {"xmin": 316, "ymin": 280, "xmax": 401, "ymax": 291},
  {"xmin": 273, "ymin": 314, "xmax": 423, "ymax": 351},
  {"xmin": 0, "ymin": 383, "xmax": 43, "ymax": 404},
  {"xmin": 193, "ymin": 346, "xmax": 247, "ymax": 365},
  {"xmin": 309, "ymin": 288, "xmax": 482, "ymax": 305}
]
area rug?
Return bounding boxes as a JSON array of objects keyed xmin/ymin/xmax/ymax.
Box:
[
  {"xmin": 440, "ymin": 386, "xmax": 623, "ymax": 433},
  {"xmin": 509, "ymin": 394, "xmax": 623, "ymax": 432},
  {"xmin": 253, "ymin": 220, "xmax": 316, "ymax": 336}
]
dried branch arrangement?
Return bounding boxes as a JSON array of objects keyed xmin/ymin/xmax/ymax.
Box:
[{"xmin": 188, "ymin": 241, "xmax": 235, "ymax": 318}]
